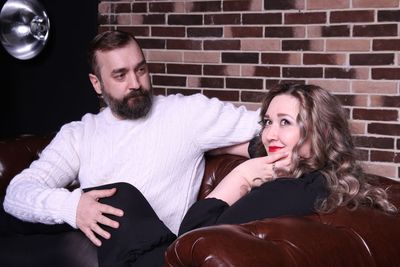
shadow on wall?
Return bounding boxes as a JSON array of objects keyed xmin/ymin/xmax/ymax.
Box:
[{"xmin": 0, "ymin": 0, "xmax": 100, "ymax": 138}]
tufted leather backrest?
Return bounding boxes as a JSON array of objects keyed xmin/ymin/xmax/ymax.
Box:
[{"xmin": 0, "ymin": 135, "xmax": 52, "ymax": 197}]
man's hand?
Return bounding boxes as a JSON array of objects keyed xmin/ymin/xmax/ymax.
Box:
[{"xmin": 76, "ymin": 188, "xmax": 124, "ymax": 246}]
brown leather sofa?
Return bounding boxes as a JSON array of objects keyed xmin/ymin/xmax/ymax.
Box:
[
  {"xmin": 1, "ymin": 135, "xmax": 400, "ymax": 267},
  {"xmin": 165, "ymin": 152, "xmax": 400, "ymax": 266}
]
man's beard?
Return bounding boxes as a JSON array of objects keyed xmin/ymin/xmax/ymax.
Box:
[{"xmin": 101, "ymin": 87, "xmax": 153, "ymax": 120}]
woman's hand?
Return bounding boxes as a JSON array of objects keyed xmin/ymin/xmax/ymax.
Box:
[
  {"xmin": 206, "ymin": 152, "xmax": 290, "ymax": 205},
  {"xmin": 233, "ymin": 152, "xmax": 290, "ymax": 187}
]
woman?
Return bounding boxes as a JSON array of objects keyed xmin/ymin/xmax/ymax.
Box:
[{"xmin": 179, "ymin": 83, "xmax": 397, "ymax": 235}]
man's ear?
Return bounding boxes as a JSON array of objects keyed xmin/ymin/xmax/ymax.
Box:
[{"xmin": 89, "ymin": 73, "xmax": 102, "ymax": 95}]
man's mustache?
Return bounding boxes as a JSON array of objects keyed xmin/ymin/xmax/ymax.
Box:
[{"xmin": 125, "ymin": 88, "xmax": 148, "ymax": 99}]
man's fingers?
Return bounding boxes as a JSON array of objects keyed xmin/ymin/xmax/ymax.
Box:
[
  {"xmin": 88, "ymin": 188, "xmax": 117, "ymax": 199},
  {"xmin": 100, "ymin": 203, "xmax": 124, "ymax": 217},
  {"xmin": 91, "ymin": 223, "xmax": 111, "ymax": 240},
  {"xmin": 83, "ymin": 228, "xmax": 102, "ymax": 247},
  {"xmin": 97, "ymin": 214, "xmax": 120, "ymax": 229}
]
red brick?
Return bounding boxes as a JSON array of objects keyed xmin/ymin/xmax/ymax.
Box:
[
  {"xmin": 228, "ymin": 26, "xmax": 263, "ymax": 38},
  {"xmin": 140, "ymin": 14, "xmax": 166, "ymax": 25},
  {"xmin": 285, "ymin": 12, "xmax": 326, "ymax": 24},
  {"xmin": 283, "ymin": 67, "xmax": 323, "ymax": 78},
  {"xmin": 368, "ymin": 123, "xmax": 400, "ymax": 136},
  {"xmin": 397, "ymin": 139, "xmax": 400, "ymax": 150},
  {"xmin": 353, "ymin": 108, "xmax": 398, "ymax": 121},
  {"xmin": 282, "ymin": 40, "xmax": 323, "ymax": 51},
  {"xmin": 148, "ymin": 63, "xmax": 165, "ymax": 74},
  {"xmin": 330, "ymin": 10, "xmax": 374, "ymax": 23},
  {"xmin": 204, "ymin": 40, "xmax": 240, "ymax": 50},
  {"xmin": 325, "ymin": 68, "xmax": 363, "ymax": 79},
  {"xmin": 371, "ymin": 151, "xmax": 400, "ymax": 163},
  {"xmin": 226, "ymin": 78, "xmax": 264, "ymax": 89},
  {"xmin": 353, "ymin": 24, "xmax": 398, "ymax": 37},
  {"xmin": 242, "ymin": 13, "xmax": 282, "ymax": 24},
  {"xmin": 117, "ymin": 27, "xmax": 150, "ymax": 37},
  {"xmin": 189, "ymin": 1, "xmax": 221, "ymax": 12},
  {"xmin": 152, "ymin": 75, "xmax": 186, "ymax": 86},
  {"xmin": 149, "ymin": 2, "xmax": 175, "ymax": 13},
  {"xmin": 350, "ymin": 53, "xmax": 394, "ymax": 65},
  {"xmin": 242, "ymin": 66, "xmax": 281, "ymax": 77},
  {"xmin": 352, "ymin": 81, "xmax": 398, "ymax": 94},
  {"xmin": 153, "ymin": 87, "xmax": 166, "ymax": 96},
  {"xmin": 265, "ymin": 26, "xmax": 305, "ymax": 38},
  {"xmin": 221, "ymin": 52, "xmax": 259, "ymax": 64},
  {"xmin": 203, "ymin": 90, "xmax": 239, "ymax": 101},
  {"xmin": 303, "ymin": 53, "xmax": 345, "ymax": 65},
  {"xmin": 132, "ymin": 3, "xmax": 147, "ymax": 13},
  {"xmin": 168, "ymin": 15, "xmax": 202, "ymax": 25},
  {"xmin": 265, "ymin": 0, "xmax": 303, "ymax": 10},
  {"xmin": 152, "ymin": 27, "xmax": 185, "ymax": 37},
  {"xmin": 167, "ymin": 64, "xmax": 202, "ymax": 75},
  {"xmin": 241, "ymin": 91, "xmax": 267, "ymax": 102},
  {"xmin": 112, "ymin": 3, "xmax": 131, "ymax": 13},
  {"xmin": 204, "ymin": 65, "xmax": 240, "ymax": 76},
  {"xmin": 167, "ymin": 39, "xmax": 202, "ymax": 50},
  {"xmin": 187, "ymin": 27, "xmax": 223, "ymax": 37},
  {"xmin": 371, "ymin": 95, "xmax": 400, "ymax": 108},
  {"xmin": 373, "ymin": 39, "xmax": 400, "ymax": 51},
  {"xmin": 378, "ymin": 10, "xmax": 400, "ymax": 22},
  {"xmin": 326, "ymin": 39, "xmax": 370, "ymax": 51},
  {"xmin": 307, "ymin": 0, "xmax": 349, "ymax": 9},
  {"xmin": 262, "ymin": 53, "xmax": 300, "ymax": 64},
  {"xmin": 321, "ymin": 25, "xmax": 350, "ymax": 37},
  {"xmin": 266, "ymin": 79, "xmax": 306, "ymax": 88},
  {"xmin": 353, "ymin": 136, "xmax": 394, "ymax": 149},
  {"xmin": 136, "ymin": 38, "xmax": 165, "ymax": 49},
  {"xmin": 223, "ymin": 0, "xmax": 260, "ymax": 11},
  {"xmin": 205, "ymin": 14, "xmax": 241, "ymax": 25},
  {"xmin": 199, "ymin": 77, "xmax": 224, "ymax": 88},
  {"xmin": 372, "ymin": 68, "xmax": 400, "ymax": 80},
  {"xmin": 353, "ymin": 0, "xmax": 398, "ymax": 8}
]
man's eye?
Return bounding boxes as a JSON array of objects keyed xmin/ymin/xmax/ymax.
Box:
[
  {"xmin": 137, "ymin": 65, "xmax": 147, "ymax": 75},
  {"xmin": 114, "ymin": 73, "xmax": 125, "ymax": 80}
]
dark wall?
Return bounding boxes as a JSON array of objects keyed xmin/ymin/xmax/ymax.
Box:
[{"xmin": 0, "ymin": 0, "xmax": 99, "ymax": 138}]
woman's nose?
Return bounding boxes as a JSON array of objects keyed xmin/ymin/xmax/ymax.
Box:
[{"xmin": 262, "ymin": 124, "xmax": 278, "ymax": 142}]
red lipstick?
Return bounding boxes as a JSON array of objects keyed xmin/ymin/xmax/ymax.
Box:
[{"xmin": 268, "ymin": 146, "xmax": 283, "ymax": 153}]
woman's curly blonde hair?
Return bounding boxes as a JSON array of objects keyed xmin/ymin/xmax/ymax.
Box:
[{"xmin": 260, "ymin": 83, "xmax": 397, "ymax": 214}]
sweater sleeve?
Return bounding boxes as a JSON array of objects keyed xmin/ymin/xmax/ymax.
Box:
[
  {"xmin": 3, "ymin": 122, "xmax": 83, "ymax": 228},
  {"xmin": 183, "ymin": 94, "xmax": 261, "ymax": 152}
]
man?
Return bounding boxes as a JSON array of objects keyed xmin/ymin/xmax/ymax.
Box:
[{"xmin": 3, "ymin": 30, "xmax": 259, "ymax": 265}]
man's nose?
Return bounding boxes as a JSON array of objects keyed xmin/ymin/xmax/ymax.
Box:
[{"xmin": 127, "ymin": 72, "xmax": 140, "ymax": 90}]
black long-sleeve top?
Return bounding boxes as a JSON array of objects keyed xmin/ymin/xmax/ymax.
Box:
[{"xmin": 179, "ymin": 171, "xmax": 328, "ymax": 235}]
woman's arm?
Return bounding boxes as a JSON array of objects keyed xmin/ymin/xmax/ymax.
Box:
[{"xmin": 206, "ymin": 152, "xmax": 289, "ymax": 205}]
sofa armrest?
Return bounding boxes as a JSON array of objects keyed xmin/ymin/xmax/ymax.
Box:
[
  {"xmin": 0, "ymin": 135, "xmax": 51, "ymax": 198},
  {"xmin": 165, "ymin": 206, "xmax": 400, "ymax": 267}
]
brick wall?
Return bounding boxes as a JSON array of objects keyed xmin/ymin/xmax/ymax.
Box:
[{"xmin": 98, "ymin": 0, "xmax": 400, "ymax": 180}]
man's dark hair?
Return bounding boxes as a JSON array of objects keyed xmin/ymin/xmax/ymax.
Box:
[{"xmin": 88, "ymin": 30, "xmax": 140, "ymax": 78}]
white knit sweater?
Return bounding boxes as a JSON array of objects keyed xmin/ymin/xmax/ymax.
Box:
[{"xmin": 4, "ymin": 93, "xmax": 260, "ymax": 234}]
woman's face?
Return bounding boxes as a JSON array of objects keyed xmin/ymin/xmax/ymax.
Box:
[{"xmin": 261, "ymin": 94, "xmax": 311, "ymax": 161}]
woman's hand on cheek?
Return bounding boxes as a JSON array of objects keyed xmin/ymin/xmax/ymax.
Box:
[{"xmin": 234, "ymin": 152, "xmax": 289, "ymax": 187}]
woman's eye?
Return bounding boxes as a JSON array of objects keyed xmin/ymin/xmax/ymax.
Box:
[
  {"xmin": 280, "ymin": 119, "xmax": 290, "ymax": 126},
  {"xmin": 259, "ymin": 118, "xmax": 272, "ymax": 128}
]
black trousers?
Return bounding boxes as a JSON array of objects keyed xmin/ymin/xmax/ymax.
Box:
[{"xmin": 0, "ymin": 183, "xmax": 176, "ymax": 267}]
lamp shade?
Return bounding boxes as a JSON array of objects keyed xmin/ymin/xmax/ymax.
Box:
[{"xmin": 0, "ymin": 0, "xmax": 50, "ymax": 60}]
